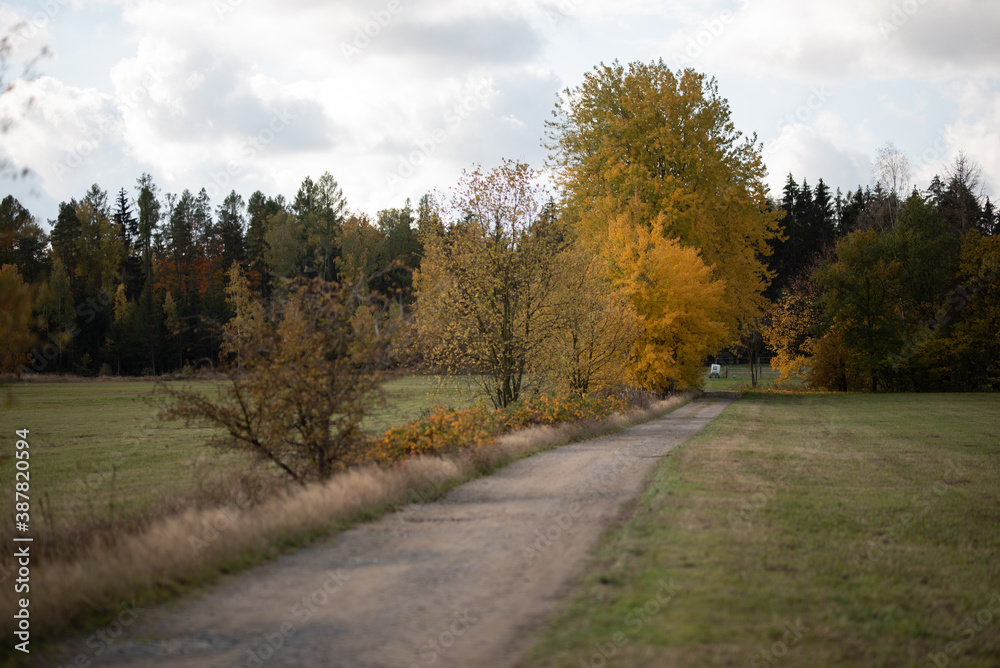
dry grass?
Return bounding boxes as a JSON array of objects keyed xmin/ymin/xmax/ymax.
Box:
[
  {"xmin": 0, "ymin": 392, "xmax": 693, "ymax": 656},
  {"xmin": 1, "ymin": 463, "xmax": 290, "ymax": 567}
]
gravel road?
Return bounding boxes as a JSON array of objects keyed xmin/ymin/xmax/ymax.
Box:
[{"xmin": 54, "ymin": 397, "xmax": 732, "ymax": 668}]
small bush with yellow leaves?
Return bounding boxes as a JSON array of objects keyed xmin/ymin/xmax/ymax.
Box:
[{"xmin": 364, "ymin": 393, "xmax": 625, "ymax": 466}]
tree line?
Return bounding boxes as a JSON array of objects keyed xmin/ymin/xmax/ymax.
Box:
[
  {"xmin": 2, "ymin": 59, "xmax": 998, "ymax": 405},
  {"xmin": 0, "ymin": 172, "xmax": 424, "ymax": 376},
  {"xmin": 765, "ymin": 152, "xmax": 999, "ymax": 391}
]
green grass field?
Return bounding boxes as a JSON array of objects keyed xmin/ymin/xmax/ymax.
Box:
[
  {"xmin": 702, "ymin": 361, "xmax": 807, "ymax": 391},
  {"xmin": 525, "ymin": 393, "xmax": 1000, "ymax": 667},
  {"xmin": 0, "ymin": 375, "xmax": 479, "ymax": 525}
]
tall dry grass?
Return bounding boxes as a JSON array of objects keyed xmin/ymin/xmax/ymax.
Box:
[{"xmin": 0, "ymin": 393, "xmax": 692, "ymax": 652}]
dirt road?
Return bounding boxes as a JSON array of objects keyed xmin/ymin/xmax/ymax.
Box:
[{"xmin": 59, "ymin": 397, "xmax": 732, "ymax": 668}]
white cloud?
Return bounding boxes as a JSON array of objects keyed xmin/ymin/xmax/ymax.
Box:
[
  {"xmin": 0, "ymin": 75, "xmax": 141, "ymax": 203},
  {"xmin": 921, "ymin": 81, "xmax": 1000, "ymax": 196},
  {"xmin": 764, "ymin": 122, "xmax": 871, "ymax": 196},
  {"xmin": 95, "ymin": 0, "xmax": 560, "ymax": 212},
  {"xmin": 663, "ymin": 0, "xmax": 1000, "ymax": 84},
  {"xmin": 3, "ymin": 0, "xmax": 999, "ymax": 225}
]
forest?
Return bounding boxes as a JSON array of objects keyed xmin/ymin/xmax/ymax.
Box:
[
  {"xmin": 1, "ymin": 61, "xmax": 998, "ymax": 395},
  {"xmin": 1, "ymin": 173, "xmax": 424, "ymax": 378}
]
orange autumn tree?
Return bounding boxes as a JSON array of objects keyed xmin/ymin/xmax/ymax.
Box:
[
  {"xmin": 604, "ymin": 208, "xmax": 727, "ymax": 392},
  {"xmin": 762, "ymin": 275, "xmax": 822, "ymax": 383}
]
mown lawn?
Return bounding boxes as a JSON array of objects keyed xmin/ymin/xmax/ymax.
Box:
[
  {"xmin": 0, "ymin": 375, "xmax": 479, "ymax": 524},
  {"xmin": 525, "ymin": 392, "xmax": 1000, "ymax": 667}
]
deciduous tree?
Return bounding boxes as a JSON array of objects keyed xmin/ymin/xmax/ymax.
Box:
[
  {"xmin": 762, "ymin": 275, "xmax": 822, "ymax": 383},
  {"xmin": 546, "ymin": 241, "xmax": 638, "ymax": 393},
  {"xmin": 546, "ymin": 60, "xmax": 780, "ymax": 340},
  {"xmin": 220, "ymin": 263, "xmax": 264, "ymax": 368},
  {"xmin": 415, "ymin": 160, "xmax": 567, "ymax": 408},
  {"xmin": 813, "ymin": 229, "xmax": 904, "ymax": 391},
  {"xmin": 162, "ymin": 277, "xmax": 394, "ymax": 482},
  {"xmin": 602, "ymin": 206, "xmax": 728, "ymax": 392},
  {"xmin": 0, "ymin": 264, "xmax": 36, "ymax": 379}
]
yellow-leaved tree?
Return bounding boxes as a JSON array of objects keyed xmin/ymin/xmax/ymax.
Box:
[
  {"xmin": 221, "ymin": 263, "xmax": 265, "ymax": 368},
  {"xmin": 414, "ymin": 161, "xmax": 567, "ymax": 407},
  {"xmin": 0, "ymin": 264, "xmax": 36, "ymax": 381},
  {"xmin": 604, "ymin": 210, "xmax": 728, "ymax": 392},
  {"xmin": 547, "ymin": 60, "xmax": 781, "ymax": 355},
  {"xmin": 762, "ymin": 275, "xmax": 822, "ymax": 383},
  {"xmin": 544, "ymin": 240, "xmax": 639, "ymax": 393}
]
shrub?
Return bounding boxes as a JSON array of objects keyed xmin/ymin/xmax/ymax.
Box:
[
  {"xmin": 365, "ymin": 406, "xmax": 498, "ymax": 465},
  {"xmin": 161, "ymin": 277, "xmax": 397, "ymax": 483},
  {"xmin": 364, "ymin": 393, "xmax": 627, "ymax": 466}
]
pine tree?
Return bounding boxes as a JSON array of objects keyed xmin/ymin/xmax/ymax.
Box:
[
  {"xmin": 793, "ymin": 178, "xmax": 814, "ymax": 269},
  {"xmin": 0, "ymin": 195, "xmax": 47, "ymax": 283},
  {"xmin": 166, "ymin": 190, "xmax": 196, "ymax": 297},
  {"xmin": 113, "ymin": 187, "xmax": 138, "ymax": 252},
  {"xmin": 113, "ymin": 187, "xmax": 142, "ymax": 297},
  {"xmin": 246, "ymin": 191, "xmax": 284, "ymax": 297},
  {"xmin": 374, "ymin": 199, "xmax": 422, "ymax": 299},
  {"xmin": 75, "ymin": 184, "xmax": 123, "ymax": 294},
  {"xmin": 50, "ymin": 199, "xmax": 81, "ymax": 280},
  {"xmin": 767, "ymin": 174, "xmax": 801, "ymax": 297},
  {"xmin": 216, "ymin": 190, "xmax": 246, "ymax": 275},
  {"xmin": 813, "ymin": 178, "xmax": 835, "ymax": 250},
  {"xmin": 982, "ymin": 198, "xmax": 997, "ymax": 236},
  {"xmin": 939, "ymin": 155, "xmax": 984, "ymax": 235},
  {"xmin": 135, "ymin": 173, "xmax": 161, "ymax": 281},
  {"xmin": 839, "ymin": 187, "xmax": 870, "ymax": 234},
  {"xmin": 295, "ymin": 172, "xmax": 347, "ymax": 281}
]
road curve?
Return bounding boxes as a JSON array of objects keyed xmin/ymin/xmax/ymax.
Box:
[{"xmin": 55, "ymin": 397, "xmax": 733, "ymax": 668}]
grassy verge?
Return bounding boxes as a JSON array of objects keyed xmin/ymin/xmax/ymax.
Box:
[
  {"xmin": 524, "ymin": 393, "xmax": 1000, "ymax": 667},
  {"xmin": 0, "ymin": 381, "xmax": 693, "ymax": 663}
]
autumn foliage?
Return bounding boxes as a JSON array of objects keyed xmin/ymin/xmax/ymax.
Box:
[
  {"xmin": 162, "ymin": 276, "xmax": 396, "ymax": 482},
  {"xmin": 0, "ymin": 264, "xmax": 36, "ymax": 378},
  {"xmin": 604, "ymin": 209, "xmax": 728, "ymax": 391},
  {"xmin": 416, "ymin": 161, "xmax": 577, "ymax": 406},
  {"xmin": 546, "ymin": 60, "xmax": 780, "ymax": 391},
  {"xmin": 547, "ymin": 60, "xmax": 780, "ymax": 340},
  {"xmin": 767, "ymin": 187, "xmax": 1000, "ymax": 392},
  {"xmin": 364, "ymin": 393, "xmax": 626, "ymax": 466},
  {"xmin": 762, "ymin": 275, "xmax": 822, "ymax": 383}
]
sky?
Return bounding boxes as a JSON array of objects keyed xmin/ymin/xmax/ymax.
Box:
[{"xmin": 0, "ymin": 0, "xmax": 998, "ymax": 228}]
